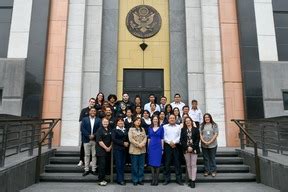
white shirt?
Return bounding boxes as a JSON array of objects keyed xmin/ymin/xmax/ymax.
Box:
[
  {"xmin": 89, "ymin": 117, "xmax": 95, "ymax": 134},
  {"xmin": 189, "ymin": 108, "xmax": 203, "ymax": 123},
  {"xmin": 170, "ymin": 101, "xmax": 186, "ymax": 115},
  {"xmin": 163, "ymin": 123, "xmax": 181, "ymax": 144},
  {"xmin": 144, "ymin": 102, "xmax": 160, "ymax": 113}
]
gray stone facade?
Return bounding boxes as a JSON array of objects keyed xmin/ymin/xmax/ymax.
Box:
[
  {"xmin": 0, "ymin": 58, "xmax": 25, "ymax": 116},
  {"xmin": 261, "ymin": 61, "xmax": 288, "ymax": 117}
]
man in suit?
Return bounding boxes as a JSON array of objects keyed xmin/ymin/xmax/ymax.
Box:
[
  {"xmin": 160, "ymin": 96, "xmax": 167, "ymax": 112},
  {"xmin": 81, "ymin": 107, "xmax": 101, "ymax": 176}
]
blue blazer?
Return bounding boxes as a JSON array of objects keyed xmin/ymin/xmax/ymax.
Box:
[{"xmin": 81, "ymin": 116, "xmax": 101, "ymax": 143}]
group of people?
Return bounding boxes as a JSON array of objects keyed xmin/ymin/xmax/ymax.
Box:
[{"xmin": 79, "ymin": 92, "xmax": 219, "ymax": 188}]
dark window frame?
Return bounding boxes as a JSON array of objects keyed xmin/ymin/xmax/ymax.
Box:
[{"xmin": 283, "ymin": 90, "xmax": 288, "ymax": 110}]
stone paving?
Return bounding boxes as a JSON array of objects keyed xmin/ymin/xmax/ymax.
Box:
[{"xmin": 21, "ymin": 182, "xmax": 279, "ymax": 192}]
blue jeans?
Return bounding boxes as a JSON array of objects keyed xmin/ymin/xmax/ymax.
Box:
[
  {"xmin": 114, "ymin": 149, "xmax": 126, "ymax": 183},
  {"xmin": 130, "ymin": 154, "xmax": 145, "ymax": 183},
  {"xmin": 201, "ymin": 146, "xmax": 217, "ymax": 173}
]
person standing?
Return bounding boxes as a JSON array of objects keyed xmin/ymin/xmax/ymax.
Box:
[
  {"xmin": 141, "ymin": 110, "xmax": 151, "ymax": 134},
  {"xmin": 180, "ymin": 117, "xmax": 200, "ymax": 188},
  {"xmin": 104, "ymin": 107, "xmax": 116, "ymax": 129},
  {"xmin": 134, "ymin": 106, "xmax": 142, "ymax": 118},
  {"xmin": 163, "ymin": 114, "xmax": 183, "ymax": 185},
  {"xmin": 150, "ymin": 103, "xmax": 160, "ymax": 117},
  {"xmin": 160, "ymin": 96, "xmax": 167, "ymax": 112},
  {"xmin": 134, "ymin": 95, "xmax": 142, "ymax": 109},
  {"xmin": 96, "ymin": 118, "xmax": 112, "ymax": 186},
  {"xmin": 200, "ymin": 113, "xmax": 219, "ymax": 177},
  {"xmin": 112, "ymin": 118, "xmax": 129, "ymax": 185},
  {"xmin": 144, "ymin": 94, "xmax": 160, "ymax": 113},
  {"xmin": 147, "ymin": 115, "xmax": 164, "ymax": 186},
  {"xmin": 95, "ymin": 92, "xmax": 105, "ymax": 116},
  {"xmin": 164, "ymin": 104, "xmax": 173, "ymax": 119},
  {"xmin": 172, "ymin": 107, "xmax": 182, "ymax": 125},
  {"xmin": 107, "ymin": 94, "xmax": 118, "ymax": 117},
  {"xmin": 78, "ymin": 98, "xmax": 95, "ymax": 167},
  {"xmin": 128, "ymin": 117, "xmax": 147, "ymax": 186},
  {"xmin": 124, "ymin": 108, "xmax": 133, "ymax": 130},
  {"xmin": 117, "ymin": 92, "xmax": 134, "ymax": 113},
  {"xmin": 170, "ymin": 93, "xmax": 185, "ymax": 116},
  {"xmin": 81, "ymin": 107, "xmax": 101, "ymax": 176},
  {"xmin": 189, "ymin": 100, "xmax": 203, "ymax": 128}
]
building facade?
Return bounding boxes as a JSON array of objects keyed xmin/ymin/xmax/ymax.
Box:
[{"xmin": 0, "ymin": 0, "xmax": 287, "ymax": 147}]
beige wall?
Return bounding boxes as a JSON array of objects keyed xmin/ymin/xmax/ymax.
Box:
[
  {"xmin": 42, "ymin": 0, "xmax": 69, "ymax": 146},
  {"xmin": 117, "ymin": 0, "xmax": 171, "ymax": 102},
  {"xmin": 219, "ymin": 0, "xmax": 245, "ymax": 147}
]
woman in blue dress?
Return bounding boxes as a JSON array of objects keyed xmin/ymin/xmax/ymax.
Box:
[{"xmin": 148, "ymin": 115, "xmax": 164, "ymax": 186}]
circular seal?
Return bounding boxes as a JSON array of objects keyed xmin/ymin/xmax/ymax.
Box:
[{"xmin": 126, "ymin": 5, "xmax": 162, "ymax": 39}]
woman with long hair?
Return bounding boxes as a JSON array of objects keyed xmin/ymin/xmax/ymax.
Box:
[
  {"xmin": 134, "ymin": 95, "xmax": 142, "ymax": 108},
  {"xmin": 159, "ymin": 111, "xmax": 168, "ymax": 126},
  {"xmin": 180, "ymin": 116, "xmax": 200, "ymax": 188},
  {"xmin": 172, "ymin": 107, "xmax": 182, "ymax": 125},
  {"xmin": 147, "ymin": 115, "xmax": 164, "ymax": 186},
  {"xmin": 128, "ymin": 117, "xmax": 147, "ymax": 185},
  {"xmin": 95, "ymin": 92, "xmax": 105, "ymax": 115},
  {"xmin": 200, "ymin": 113, "xmax": 219, "ymax": 177},
  {"xmin": 164, "ymin": 104, "xmax": 173, "ymax": 119}
]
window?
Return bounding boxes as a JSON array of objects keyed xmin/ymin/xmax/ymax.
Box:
[
  {"xmin": 283, "ymin": 91, "xmax": 288, "ymax": 110},
  {"xmin": 273, "ymin": 12, "xmax": 288, "ymax": 61}
]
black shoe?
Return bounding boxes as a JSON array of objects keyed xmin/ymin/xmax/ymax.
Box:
[
  {"xmin": 190, "ymin": 181, "xmax": 195, "ymax": 188},
  {"xmin": 176, "ymin": 180, "xmax": 184, "ymax": 186},
  {"xmin": 138, "ymin": 181, "xmax": 144, "ymax": 185},
  {"xmin": 117, "ymin": 181, "xmax": 126, "ymax": 185},
  {"xmin": 133, "ymin": 182, "xmax": 138, "ymax": 186},
  {"xmin": 155, "ymin": 180, "xmax": 158, "ymax": 186},
  {"xmin": 163, "ymin": 180, "xmax": 170, "ymax": 185},
  {"xmin": 82, "ymin": 171, "xmax": 89, "ymax": 177},
  {"xmin": 91, "ymin": 171, "xmax": 97, "ymax": 176}
]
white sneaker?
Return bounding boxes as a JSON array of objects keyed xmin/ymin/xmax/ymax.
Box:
[
  {"xmin": 77, "ymin": 160, "xmax": 83, "ymax": 167},
  {"xmin": 99, "ymin": 181, "xmax": 107, "ymax": 186}
]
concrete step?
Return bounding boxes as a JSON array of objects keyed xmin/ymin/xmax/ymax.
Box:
[
  {"xmin": 49, "ymin": 156, "xmax": 244, "ymax": 165},
  {"xmin": 54, "ymin": 150, "xmax": 239, "ymax": 157},
  {"xmin": 40, "ymin": 172, "xmax": 256, "ymax": 183},
  {"xmin": 45, "ymin": 164, "xmax": 250, "ymax": 173}
]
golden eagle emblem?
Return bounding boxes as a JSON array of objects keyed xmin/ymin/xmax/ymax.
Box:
[{"xmin": 126, "ymin": 5, "xmax": 162, "ymax": 39}]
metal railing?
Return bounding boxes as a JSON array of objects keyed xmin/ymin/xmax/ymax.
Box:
[
  {"xmin": 232, "ymin": 118, "xmax": 288, "ymax": 156},
  {"xmin": 231, "ymin": 119, "xmax": 261, "ymax": 183},
  {"xmin": 0, "ymin": 118, "xmax": 60, "ymax": 182}
]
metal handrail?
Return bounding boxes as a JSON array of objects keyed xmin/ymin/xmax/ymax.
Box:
[
  {"xmin": 35, "ymin": 118, "xmax": 61, "ymax": 183},
  {"xmin": 231, "ymin": 119, "xmax": 261, "ymax": 183},
  {"xmin": 0, "ymin": 118, "xmax": 60, "ymax": 183}
]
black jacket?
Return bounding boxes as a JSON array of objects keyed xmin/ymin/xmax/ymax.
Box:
[
  {"xmin": 180, "ymin": 127, "xmax": 200, "ymax": 154},
  {"xmin": 96, "ymin": 127, "xmax": 112, "ymax": 156},
  {"xmin": 112, "ymin": 128, "xmax": 129, "ymax": 151}
]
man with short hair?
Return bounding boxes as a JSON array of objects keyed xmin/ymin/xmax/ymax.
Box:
[
  {"xmin": 189, "ymin": 100, "xmax": 203, "ymax": 128},
  {"xmin": 104, "ymin": 107, "xmax": 116, "ymax": 129},
  {"xmin": 182, "ymin": 105, "xmax": 190, "ymax": 116},
  {"xmin": 160, "ymin": 96, "xmax": 167, "ymax": 112},
  {"xmin": 78, "ymin": 98, "xmax": 96, "ymax": 167},
  {"xmin": 170, "ymin": 93, "xmax": 185, "ymax": 115},
  {"xmin": 144, "ymin": 94, "xmax": 160, "ymax": 113},
  {"xmin": 163, "ymin": 114, "xmax": 183, "ymax": 186},
  {"xmin": 81, "ymin": 107, "xmax": 101, "ymax": 176},
  {"xmin": 116, "ymin": 93, "xmax": 134, "ymax": 114}
]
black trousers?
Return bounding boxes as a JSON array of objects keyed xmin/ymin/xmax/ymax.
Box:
[
  {"xmin": 97, "ymin": 154, "xmax": 111, "ymax": 181},
  {"xmin": 164, "ymin": 143, "xmax": 182, "ymax": 181}
]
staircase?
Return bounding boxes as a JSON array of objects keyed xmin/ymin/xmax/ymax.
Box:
[{"xmin": 40, "ymin": 148, "xmax": 256, "ymax": 183}]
